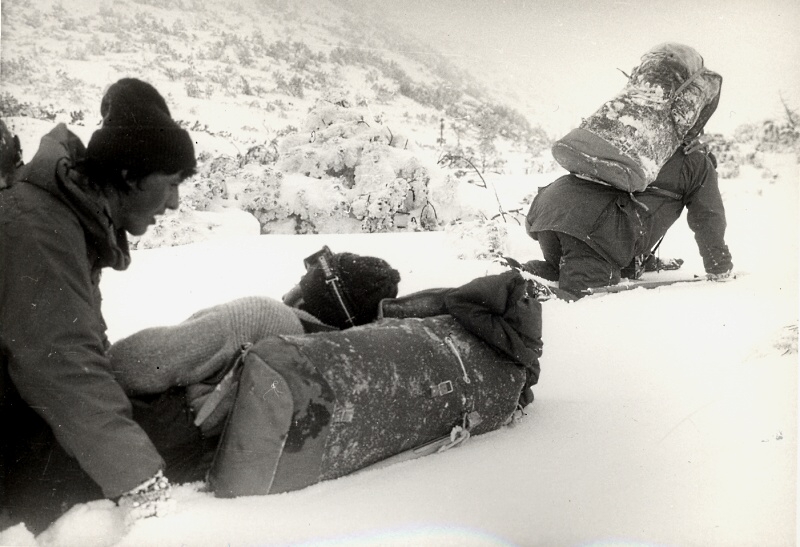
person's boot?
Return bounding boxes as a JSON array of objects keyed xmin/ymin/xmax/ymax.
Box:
[
  {"xmin": 621, "ymin": 255, "xmax": 645, "ymax": 280},
  {"xmin": 644, "ymin": 255, "xmax": 684, "ymax": 272}
]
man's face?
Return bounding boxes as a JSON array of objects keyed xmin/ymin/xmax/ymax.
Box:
[{"xmin": 117, "ymin": 172, "xmax": 182, "ymax": 236}]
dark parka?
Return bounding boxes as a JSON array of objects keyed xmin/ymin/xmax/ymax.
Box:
[
  {"xmin": 0, "ymin": 125, "xmax": 164, "ymax": 500},
  {"xmin": 525, "ymin": 149, "xmax": 733, "ymax": 274}
]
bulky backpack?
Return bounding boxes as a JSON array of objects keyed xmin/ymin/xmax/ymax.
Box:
[{"xmin": 551, "ymin": 43, "xmax": 722, "ymax": 193}]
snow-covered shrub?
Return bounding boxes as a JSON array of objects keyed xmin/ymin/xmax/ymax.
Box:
[
  {"xmin": 240, "ymin": 169, "xmax": 353, "ymax": 234},
  {"xmin": 732, "ymin": 119, "xmax": 800, "ymax": 158},
  {"xmin": 129, "ymin": 213, "xmax": 202, "ymax": 250},
  {"xmin": 706, "ymin": 133, "xmax": 744, "ymax": 179},
  {"xmin": 178, "ymin": 155, "xmax": 232, "ymax": 211},
  {"xmin": 774, "ymin": 324, "xmax": 798, "ymax": 355},
  {"xmin": 238, "ymin": 96, "xmax": 469, "ymax": 234},
  {"xmin": 445, "ymin": 217, "xmax": 511, "ymax": 260}
]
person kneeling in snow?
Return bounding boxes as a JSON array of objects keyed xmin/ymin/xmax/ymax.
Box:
[
  {"xmin": 524, "ymin": 143, "xmax": 732, "ymax": 299},
  {"xmin": 0, "ymin": 78, "xmax": 197, "ymax": 533},
  {"xmin": 524, "ymin": 43, "xmax": 733, "ymax": 299}
]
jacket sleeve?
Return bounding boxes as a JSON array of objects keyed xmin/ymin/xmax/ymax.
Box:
[
  {"xmin": 683, "ymin": 153, "xmax": 733, "ymax": 274},
  {"xmin": 0, "ymin": 206, "xmax": 164, "ymax": 498}
]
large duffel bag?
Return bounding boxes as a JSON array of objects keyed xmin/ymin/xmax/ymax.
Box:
[
  {"xmin": 208, "ymin": 314, "xmax": 528, "ymax": 497},
  {"xmin": 551, "ymin": 42, "xmax": 722, "ymax": 192}
]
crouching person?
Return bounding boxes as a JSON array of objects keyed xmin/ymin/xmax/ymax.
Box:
[
  {"xmin": 524, "ymin": 43, "xmax": 733, "ymax": 299},
  {"xmin": 524, "ymin": 145, "xmax": 733, "ymax": 299},
  {"xmin": 0, "ymin": 78, "xmax": 196, "ymax": 533}
]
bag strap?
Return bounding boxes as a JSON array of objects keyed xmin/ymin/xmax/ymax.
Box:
[
  {"xmin": 194, "ymin": 343, "xmax": 253, "ymax": 427},
  {"xmin": 670, "ymin": 67, "xmax": 705, "ymax": 101},
  {"xmin": 643, "ymin": 185, "xmax": 683, "ymax": 201}
]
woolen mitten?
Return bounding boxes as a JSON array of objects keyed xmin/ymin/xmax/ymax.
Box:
[{"xmin": 117, "ymin": 470, "xmax": 174, "ymax": 525}]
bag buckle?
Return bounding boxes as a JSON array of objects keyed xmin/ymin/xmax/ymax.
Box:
[
  {"xmin": 332, "ymin": 402, "xmax": 354, "ymax": 423},
  {"xmin": 430, "ymin": 380, "xmax": 453, "ymax": 397}
]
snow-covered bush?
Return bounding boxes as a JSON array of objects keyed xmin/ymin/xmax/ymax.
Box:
[
  {"xmin": 239, "ymin": 96, "xmax": 470, "ymax": 234},
  {"xmin": 445, "ymin": 217, "xmax": 511, "ymax": 260},
  {"xmin": 178, "ymin": 155, "xmax": 232, "ymax": 211},
  {"xmin": 129, "ymin": 213, "xmax": 202, "ymax": 249}
]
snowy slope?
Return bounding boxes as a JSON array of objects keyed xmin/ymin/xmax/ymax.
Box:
[
  {"xmin": 2, "ymin": 1, "xmax": 798, "ymax": 545},
  {"xmin": 2, "ymin": 151, "xmax": 795, "ymax": 547}
]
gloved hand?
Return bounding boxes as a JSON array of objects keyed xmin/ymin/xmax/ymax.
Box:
[
  {"xmin": 118, "ymin": 470, "xmax": 174, "ymax": 525},
  {"xmin": 707, "ymin": 268, "xmax": 733, "ymax": 281}
]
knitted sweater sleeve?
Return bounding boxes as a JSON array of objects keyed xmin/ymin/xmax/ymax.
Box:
[{"xmin": 109, "ymin": 296, "xmax": 305, "ymax": 394}]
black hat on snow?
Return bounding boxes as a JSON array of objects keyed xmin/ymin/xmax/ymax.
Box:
[
  {"xmin": 299, "ymin": 251, "xmax": 401, "ymax": 329},
  {"xmin": 86, "ymin": 78, "xmax": 196, "ymax": 183}
]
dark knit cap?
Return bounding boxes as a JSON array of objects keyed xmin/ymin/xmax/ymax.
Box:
[
  {"xmin": 299, "ymin": 253, "xmax": 401, "ymax": 329},
  {"xmin": 100, "ymin": 78, "xmax": 172, "ymax": 120},
  {"xmin": 86, "ymin": 78, "xmax": 196, "ymax": 183}
]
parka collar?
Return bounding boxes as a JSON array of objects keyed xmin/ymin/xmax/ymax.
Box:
[{"xmin": 16, "ymin": 123, "xmax": 131, "ymax": 271}]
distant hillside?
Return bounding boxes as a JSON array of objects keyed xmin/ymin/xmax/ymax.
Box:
[
  {"xmin": 2, "ymin": 0, "xmax": 795, "ymax": 249},
  {"xmin": 0, "ymin": 0, "xmax": 552, "ymax": 174}
]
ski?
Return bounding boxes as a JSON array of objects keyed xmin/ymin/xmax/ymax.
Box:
[
  {"xmin": 585, "ymin": 275, "xmax": 706, "ymax": 295},
  {"xmin": 501, "ymin": 257, "xmax": 739, "ymax": 301}
]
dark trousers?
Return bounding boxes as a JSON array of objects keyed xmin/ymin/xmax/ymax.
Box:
[
  {"xmin": 2, "ymin": 386, "xmax": 214, "ymax": 534},
  {"xmin": 537, "ymin": 230, "xmax": 621, "ymax": 297},
  {"xmin": 2, "ymin": 391, "xmax": 103, "ymax": 534}
]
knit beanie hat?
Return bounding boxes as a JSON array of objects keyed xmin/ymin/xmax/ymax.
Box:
[
  {"xmin": 100, "ymin": 78, "xmax": 172, "ymax": 120},
  {"xmin": 86, "ymin": 78, "xmax": 196, "ymax": 183},
  {"xmin": 299, "ymin": 252, "xmax": 401, "ymax": 329}
]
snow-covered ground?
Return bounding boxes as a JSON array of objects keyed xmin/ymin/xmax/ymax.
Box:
[{"xmin": 1, "ymin": 148, "xmax": 796, "ymax": 546}]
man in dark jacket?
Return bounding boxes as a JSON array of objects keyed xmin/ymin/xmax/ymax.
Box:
[
  {"xmin": 0, "ymin": 79, "xmax": 196, "ymax": 532},
  {"xmin": 524, "ymin": 145, "xmax": 733, "ymax": 299}
]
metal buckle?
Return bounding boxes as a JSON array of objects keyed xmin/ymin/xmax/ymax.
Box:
[
  {"xmin": 303, "ymin": 245, "xmax": 356, "ymax": 327},
  {"xmin": 430, "ymin": 380, "xmax": 453, "ymax": 397},
  {"xmin": 332, "ymin": 402, "xmax": 354, "ymax": 423},
  {"xmin": 303, "ymin": 245, "xmax": 334, "ymax": 271}
]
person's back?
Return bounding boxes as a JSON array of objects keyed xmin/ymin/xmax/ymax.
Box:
[
  {"xmin": 525, "ymin": 146, "xmax": 732, "ymax": 298},
  {"xmin": 524, "ymin": 42, "xmax": 732, "ymax": 299}
]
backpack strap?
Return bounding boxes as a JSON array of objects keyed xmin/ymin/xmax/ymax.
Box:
[{"xmin": 643, "ymin": 185, "xmax": 683, "ymax": 201}]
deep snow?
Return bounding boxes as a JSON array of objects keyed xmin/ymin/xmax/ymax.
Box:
[{"xmin": 1, "ymin": 148, "xmax": 796, "ymax": 546}]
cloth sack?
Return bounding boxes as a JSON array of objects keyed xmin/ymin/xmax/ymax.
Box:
[{"xmin": 552, "ymin": 43, "xmax": 722, "ymax": 192}]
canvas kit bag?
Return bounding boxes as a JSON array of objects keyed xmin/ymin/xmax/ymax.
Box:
[
  {"xmin": 206, "ymin": 314, "xmax": 528, "ymax": 497},
  {"xmin": 551, "ymin": 42, "xmax": 722, "ymax": 193}
]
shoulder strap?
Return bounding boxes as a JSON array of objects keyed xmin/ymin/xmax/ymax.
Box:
[{"xmin": 643, "ymin": 185, "xmax": 683, "ymax": 201}]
